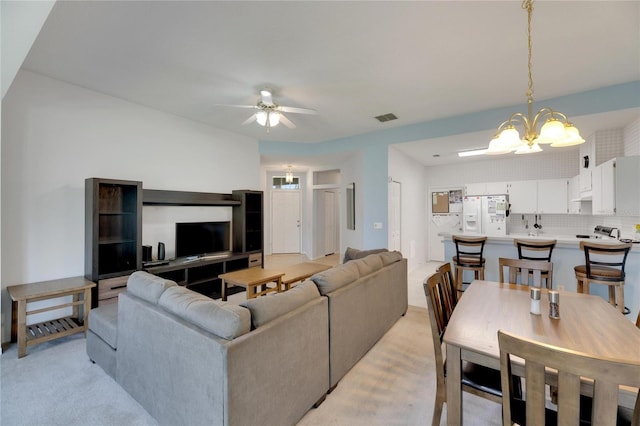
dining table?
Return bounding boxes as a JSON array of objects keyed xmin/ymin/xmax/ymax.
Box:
[{"xmin": 443, "ymin": 280, "xmax": 640, "ymax": 425}]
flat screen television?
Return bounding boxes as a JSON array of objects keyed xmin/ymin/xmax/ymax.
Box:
[{"xmin": 175, "ymin": 221, "xmax": 231, "ymax": 258}]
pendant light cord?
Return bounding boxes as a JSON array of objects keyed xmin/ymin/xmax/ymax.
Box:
[{"xmin": 523, "ymin": 0, "xmax": 534, "ymax": 102}]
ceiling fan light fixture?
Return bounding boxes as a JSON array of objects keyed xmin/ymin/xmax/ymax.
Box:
[{"xmin": 269, "ymin": 111, "xmax": 281, "ymax": 127}]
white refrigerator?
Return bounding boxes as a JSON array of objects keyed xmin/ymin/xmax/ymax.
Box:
[{"xmin": 462, "ymin": 195, "xmax": 508, "ymax": 236}]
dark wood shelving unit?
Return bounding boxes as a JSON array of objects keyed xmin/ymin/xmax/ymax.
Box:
[
  {"xmin": 86, "ymin": 181, "xmax": 264, "ymax": 304},
  {"xmin": 232, "ymin": 190, "xmax": 264, "ymax": 258},
  {"xmin": 143, "ymin": 189, "xmax": 240, "ymax": 206},
  {"xmin": 85, "ymin": 178, "xmax": 142, "ymax": 307}
]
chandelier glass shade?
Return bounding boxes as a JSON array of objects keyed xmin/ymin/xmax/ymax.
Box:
[
  {"xmin": 285, "ymin": 166, "xmax": 294, "ymax": 184},
  {"xmin": 487, "ymin": 0, "xmax": 584, "ymax": 155}
]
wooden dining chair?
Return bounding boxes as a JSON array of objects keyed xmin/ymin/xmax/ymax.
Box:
[
  {"xmin": 452, "ymin": 235, "xmax": 487, "ymax": 294},
  {"xmin": 574, "ymin": 241, "xmax": 632, "ymax": 314},
  {"xmin": 514, "ymin": 239, "xmax": 556, "ymax": 288},
  {"xmin": 437, "ymin": 262, "xmax": 457, "ymax": 314},
  {"xmin": 498, "ymin": 257, "xmax": 553, "ymax": 289},
  {"xmin": 498, "ymin": 329, "xmax": 640, "ymax": 425},
  {"xmin": 423, "ymin": 272, "xmax": 508, "ymax": 425}
]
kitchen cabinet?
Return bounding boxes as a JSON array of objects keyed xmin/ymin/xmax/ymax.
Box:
[
  {"xmin": 592, "ymin": 156, "xmax": 640, "ymax": 216},
  {"xmin": 536, "ymin": 179, "xmax": 568, "ymax": 214},
  {"xmin": 464, "ymin": 181, "xmax": 508, "ymax": 196},
  {"xmin": 592, "ymin": 159, "xmax": 615, "ymax": 215},
  {"xmin": 615, "ymin": 156, "xmax": 640, "ymax": 216},
  {"xmin": 507, "ymin": 180, "xmax": 538, "ymax": 214},
  {"xmin": 508, "ymin": 179, "xmax": 568, "ymax": 214}
]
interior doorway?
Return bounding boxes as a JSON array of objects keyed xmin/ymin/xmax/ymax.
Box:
[
  {"xmin": 271, "ymin": 190, "xmax": 301, "ymax": 253},
  {"xmin": 323, "ymin": 191, "xmax": 338, "ymax": 255},
  {"xmin": 388, "ymin": 180, "xmax": 401, "ymax": 252}
]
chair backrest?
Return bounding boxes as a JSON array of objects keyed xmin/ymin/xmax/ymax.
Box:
[
  {"xmin": 498, "ymin": 330, "xmax": 640, "ymax": 425},
  {"xmin": 514, "ymin": 239, "xmax": 556, "ymax": 262},
  {"xmin": 580, "ymin": 241, "xmax": 632, "ymax": 282},
  {"xmin": 437, "ymin": 262, "xmax": 457, "ymax": 313},
  {"xmin": 423, "ymin": 272, "xmax": 448, "ymax": 385},
  {"xmin": 498, "ymin": 257, "xmax": 553, "ymax": 289},
  {"xmin": 452, "ymin": 235, "xmax": 487, "ymax": 267}
]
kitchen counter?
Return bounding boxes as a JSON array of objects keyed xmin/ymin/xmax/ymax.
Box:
[{"xmin": 440, "ymin": 233, "xmax": 640, "ymax": 321}]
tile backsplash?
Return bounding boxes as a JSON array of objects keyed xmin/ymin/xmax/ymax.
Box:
[{"xmin": 508, "ymin": 212, "xmax": 640, "ymax": 239}]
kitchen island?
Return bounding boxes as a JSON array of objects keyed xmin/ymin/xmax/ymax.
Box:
[{"xmin": 441, "ymin": 233, "xmax": 640, "ymax": 321}]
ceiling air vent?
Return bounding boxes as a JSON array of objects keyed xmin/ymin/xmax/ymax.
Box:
[{"xmin": 374, "ymin": 113, "xmax": 398, "ymax": 123}]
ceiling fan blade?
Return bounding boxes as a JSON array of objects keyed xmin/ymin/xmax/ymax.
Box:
[
  {"xmin": 241, "ymin": 114, "xmax": 257, "ymax": 126},
  {"xmin": 279, "ymin": 113, "xmax": 296, "ymax": 129},
  {"xmin": 277, "ymin": 105, "xmax": 318, "ymax": 115},
  {"xmin": 216, "ymin": 104, "xmax": 259, "ymax": 110}
]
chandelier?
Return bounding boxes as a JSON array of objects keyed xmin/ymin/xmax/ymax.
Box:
[
  {"xmin": 487, "ymin": 0, "xmax": 584, "ymax": 155},
  {"xmin": 285, "ymin": 165, "xmax": 294, "ymax": 184}
]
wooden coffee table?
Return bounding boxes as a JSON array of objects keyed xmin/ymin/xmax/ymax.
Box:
[
  {"xmin": 219, "ymin": 268, "xmax": 284, "ymax": 301},
  {"xmin": 281, "ymin": 262, "xmax": 332, "ymax": 291},
  {"xmin": 7, "ymin": 276, "xmax": 95, "ymax": 358}
]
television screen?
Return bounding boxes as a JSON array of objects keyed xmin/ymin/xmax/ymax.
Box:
[{"xmin": 175, "ymin": 221, "xmax": 231, "ymax": 258}]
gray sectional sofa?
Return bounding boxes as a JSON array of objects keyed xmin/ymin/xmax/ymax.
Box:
[{"xmin": 86, "ymin": 249, "xmax": 407, "ymax": 426}]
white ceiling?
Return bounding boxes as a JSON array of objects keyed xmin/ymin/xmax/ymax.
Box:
[{"xmin": 22, "ymin": 1, "xmax": 640, "ymax": 168}]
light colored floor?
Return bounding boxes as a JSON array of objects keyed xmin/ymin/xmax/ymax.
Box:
[{"xmin": 1, "ymin": 254, "xmax": 502, "ymax": 426}]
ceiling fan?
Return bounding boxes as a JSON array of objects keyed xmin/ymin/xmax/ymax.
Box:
[{"xmin": 221, "ymin": 88, "xmax": 317, "ymax": 131}]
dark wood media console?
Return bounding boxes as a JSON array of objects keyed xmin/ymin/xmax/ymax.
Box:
[{"xmin": 143, "ymin": 252, "xmax": 262, "ymax": 299}]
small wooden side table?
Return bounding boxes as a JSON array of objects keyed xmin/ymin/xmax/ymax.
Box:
[
  {"xmin": 219, "ymin": 268, "xmax": 284, "ymax": 301},
  {"xmin": 7, "ymin": 276, "xmax": 95, "ymax": 358}
]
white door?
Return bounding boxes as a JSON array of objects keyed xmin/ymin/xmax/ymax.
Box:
[
  {"xmin": 388, "ymin": 181, "xmax": 401, "ymax": 251},
  {"xmin": 323, "ymin": 191, "xmax": 338, "ymax": 255},
  {"xmin": 272, "ymin": 190, "xmax": 301, "ymax": 253}
]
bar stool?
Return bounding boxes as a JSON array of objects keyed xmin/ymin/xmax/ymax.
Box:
[
  {"xmin": 514, "ymin": 239, "xmax": 556, "ymax": 289},
  {"xmin": 452, "ymin": 235, "xmax": 487, "ymax": 294},
  {"xmin": 574, "ymin": 241, "xmax": 632, "ymax": 314}
]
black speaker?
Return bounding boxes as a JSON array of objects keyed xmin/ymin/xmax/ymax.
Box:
[
  {"xmin": 158, "ymin": 242, "xmax": 165, "ymax": 260},
  {"xmin": 142, "ymin": 245, "xmax": 152, "ymax": 262}
]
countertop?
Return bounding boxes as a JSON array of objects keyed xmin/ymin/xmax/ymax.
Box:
[{"xmin": 438, "ymin": 232, "xmax": 640, "ymax": 251}]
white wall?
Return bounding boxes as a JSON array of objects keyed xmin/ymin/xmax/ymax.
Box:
[
  {"xmin": 1, "ymin": 1, "xmax": 55, "ymax": 98},
  {"xmin": 1, "ymin": 70, "xmax": 259, "ymax": 342},
  {"xmin": 424, "ymin": 150, "xmax": 579, "ymax": 187},
  {"xmin": 388, "ymin": 146, "xmax": 426, "ymax": 271},
  {"xmin": 336, "ymin": 152, "xmax": 363, "ymax": 260}
]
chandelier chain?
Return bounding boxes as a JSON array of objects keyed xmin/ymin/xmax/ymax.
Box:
[{"xmin": 523, "ymin": 0, "xmax": 534, "ymax": 101}]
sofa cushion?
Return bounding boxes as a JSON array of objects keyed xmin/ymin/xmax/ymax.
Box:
[
  {"xmin": 310, "ymin": 262, "xmax": 360, "ymax": 295},
  {"xmin": 127, "ymin": 271, "xmax": 177, "ymax": 305},
  {"xmin": 352, "ymin": 253, "xmax": 384, "ymax": 276},
  {"xmin": 342, "ymin": 247, "xmax": 388, "ymax": 264},
  {"xmin": 88, "ymin": 303, "xmax": 118, "ymax": 349},
  {"xmin": 380, "ymin": 251, "xmax": 403, "ymax": 266},
  {"xmin": 159, "ymin": 286, "xmax": 251, "ymax": 340},
  {"xmin": 241, "ymin": 280, "xmax": 321, "ymax": 328}
]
